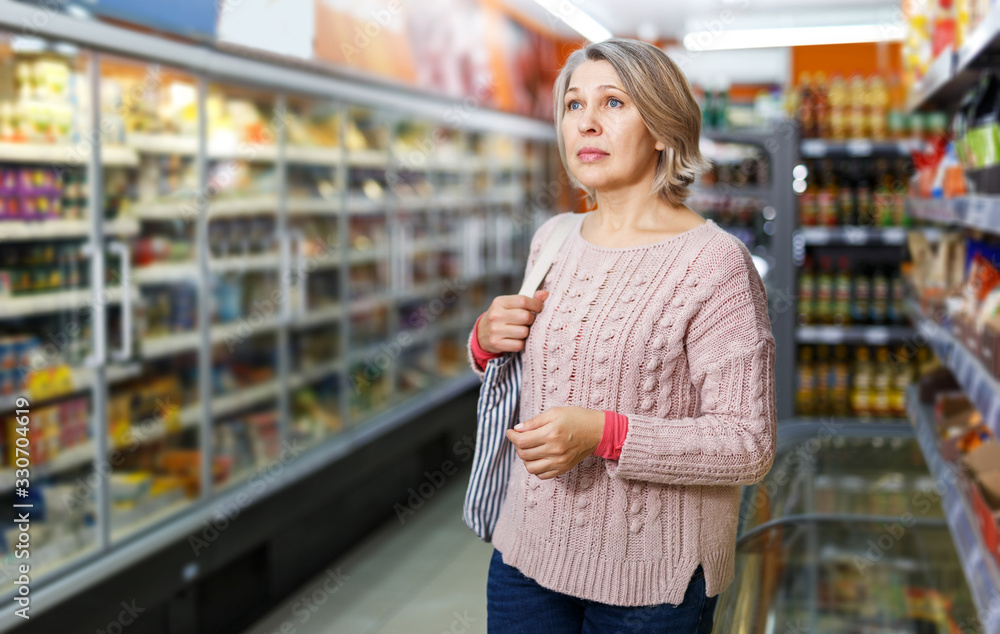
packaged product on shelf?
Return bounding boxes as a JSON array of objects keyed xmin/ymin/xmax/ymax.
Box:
[
  {"xmin": 818, "ymin": 162, "xmax": 839, "ymax": 226},
  {"xmin": 799, "ymin": 161, "xmax": 819, "ymax": 226},
  {"xmin": 850, "ymin": 346, "xmax": 874, "ymax": 417},
  {"xmin": 833, "ymin": 257, "xmax": 852, "ymax": 326},
  {"xmin": 961, "ymin": 441, "xmax": 1000, "ymax": 508},
  {"xmin": 815, "ymin": 256, "xmax": 834, "ymax": 324},
  {"xmin": 797, "ymin": 255, "xmax": 815, "ymax": 325}
]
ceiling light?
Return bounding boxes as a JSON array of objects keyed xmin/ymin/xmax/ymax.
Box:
[
  {"xmin": 684, "ymin": 24, "xmax": 905, "ymax": 51},
  {"xmin": 531, "ymin": 0, "xmax": 613, "ymax": 42}
]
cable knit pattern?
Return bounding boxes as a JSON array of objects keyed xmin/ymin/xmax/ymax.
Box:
[{"xmin": 465, "ymin": 211, "xmax": 776, "ymax": 607}]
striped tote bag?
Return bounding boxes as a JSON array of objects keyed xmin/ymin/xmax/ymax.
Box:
[{"xmin": 462, "ymin": 213, "xmax": 580, "ymax": 542}]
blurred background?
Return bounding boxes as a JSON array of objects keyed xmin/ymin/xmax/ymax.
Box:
[{"xmin": 0, "ymin": 0, "xmax": 998, "ymax": 632}]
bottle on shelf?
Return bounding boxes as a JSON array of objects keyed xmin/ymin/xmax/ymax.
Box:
[
  {"xmin": 814, "ymin": 71, "xmax": 831, "ymax": 139},
  {"xmin": 798, "ymin": 72, "xmax": 816, "ymax": 138},
  {"xmin": 855, "ymin": 159, "xmax": 874, "ymax": 228},
  {"xmin": 871, "ymin": 346, "xmax": 894, "ymax": 417},
  {"xmin": 837, "ymin": 159, "xmax": 856, "ymax": 225},
  {"xmin": 829, "ymin": 74, "xmax": 848, "ymax": 141},
  {"xmin": 848, "ymin": 75, "xmax": 868, "ymax": 139},
  {"xmin": 815, "ymin": 256, "xmax": 834, "ymax": 325},
  {"xmin": 796, "ymin": 345, "xmax": 816, "ymax": 416},
  {"xmin": 800, "ymin": 160, "xmax": 819, "ymax": 227},
  {"xmin": 889, "ymin": 344, "xmax": 913, "ymax": 418},
  {"xmin": 798, "ymin": 255, "xmax": 816, "ymax": 326},
  {"xmin": 870, "ymin": 267, "xmax": 890, "ymax": 325},
  {"xmin": 818, "ymin": 160, "xmax": 839, "ymax": 227},
  {"xmin": 892, "ymin": 158, "xmax": 910, "ymax": 227},
  {"xmin": 851, "ymin": 265, "xmax": 871, "ymax": 326},
  {"xmin": 889, "ymin": 273, "xmax": 906, "ymax": 325},
  {"xmin": 869, "ymin": 75, "xmax": 890, "ymax": 141},
  {"xmin": 831, "ymin": 344, "xmax": 852, "ymax": 418},
  {"xmin": 850, "ymin": 345, "xmax": 874, "ymax": 417},
  {"xmin": 815, "ymin": 344, "xmax": 831, "ymax": 415},
  {"xmin": 833, "ymin": 256, "xmax": 853, "ymax": 326},
  {"xmin": 873, "ymin": 159, "xmax": 894, "ymax": 227}
]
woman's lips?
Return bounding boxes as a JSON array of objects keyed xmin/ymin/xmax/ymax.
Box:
[{"xmin": 577, "ymin": 147, "xmax": 609, "ymax": 163}]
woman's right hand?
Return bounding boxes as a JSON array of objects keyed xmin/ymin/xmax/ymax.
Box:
[{"xmin": 476, "ymin": 290, "xmax": 549, "ymax": 354}]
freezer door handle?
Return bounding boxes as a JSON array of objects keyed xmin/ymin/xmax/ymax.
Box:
[
  {"xmin": 287, "ymin": 229, "xmax": 307, "ymax": 317},
  {"xmin": 108, "ymin": 241, "xmax": 133, "ymax": 362}
]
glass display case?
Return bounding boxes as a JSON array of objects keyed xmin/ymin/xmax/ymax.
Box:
[{"xmin": 714, "ymin": 423, "xmax": 983, "ymax": 632}]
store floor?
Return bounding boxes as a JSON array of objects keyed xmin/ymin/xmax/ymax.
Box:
[{"xmin": 243, "ymin": 476, "xmax": 491, "ymax": 634}]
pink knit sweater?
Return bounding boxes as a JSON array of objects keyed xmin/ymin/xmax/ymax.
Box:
[{"xmin": 466, "ymin": 211, "xmax": 776, "ymax": 607}]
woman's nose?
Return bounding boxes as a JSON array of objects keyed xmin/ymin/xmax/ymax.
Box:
[{"xmin": 577, "ymin": 110, "xmax": 600, "ymax": 136}]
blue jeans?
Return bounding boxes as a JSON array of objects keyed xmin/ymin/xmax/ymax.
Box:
[{"xmin": 487, "ymin": 549, "xmax": 717, "ymax": 633}]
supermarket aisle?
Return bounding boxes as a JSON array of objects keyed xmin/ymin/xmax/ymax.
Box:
[{"xmin": 243, "ymin": 477, "xmax": 491, "ymax": 634}]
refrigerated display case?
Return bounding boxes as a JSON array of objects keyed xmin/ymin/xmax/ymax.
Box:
[
  {"xmin": 714, "ymin": 422, "xmax": 983, "ymax": 632},
  {"xmin": 0, "ymin": 6, "xmax": 556, "ymax": 628}
]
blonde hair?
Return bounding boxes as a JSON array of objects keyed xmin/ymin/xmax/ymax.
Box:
[{"xmin": 554, "ymin": 38, "xmax": 709, "ymax": 208}]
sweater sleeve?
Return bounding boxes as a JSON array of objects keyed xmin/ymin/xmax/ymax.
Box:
[
  {"xmin": 604, "ymin": 248, "xmax": 776, "ymax": 487},
  {"xmin": 465, "ymin": 213, "xmax": 570, "ymax": 382}
]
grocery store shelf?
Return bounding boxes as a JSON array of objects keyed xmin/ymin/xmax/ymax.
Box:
[
  {"xmin": 136, "ymin": 196, "xmax": 279, "ymax": 220},
  {"xmin": 701, "ymin": 127, "xmax": 775, "ymax": 146},
  {"xmin": 134, "ymin": 254, "xmax": 280, "ymax": 285},
  {"xmin": 692, "ymin": 184, "xmax": 772, "ymax": 200},
  {"xmin": 128, "ymin": 134, "xmax": 280, "ymax": 162},
  {"xmin": 133, "ymin": 262, "xmax": 198, "ymax": 285},
  {"xmin": 294, "ymin": 303, "xmax": 345, "ymax": 329},
  {"xmin": 796, "ymin": 325, "xmax": 914, "ymax": 345},
  {"xmin": 347, "ymin": 293, "xmax": 392, "ymax": 315},
  {"xmin": 908, "ymin": 197, "xmax": 1000, "ymax": 235},
  {"xmin": 0, "ymin": 217, "xmax": 139, "ymax": 242},
  {"xmin": 126, "ymin": 134, "xmax": 198, "ymax": 156},
  {"xmin": 209, "ymin": 196, "xmax": 280, "ymax": 217},
  {"xmin": 0, "ymin": 142, "xmax": 138, "ymax": 166},
  {"xmin": 0, "ymin": 286, "xmax": 135, "ymax": 319},
  {"xmin": 800, "ymin": 138, "xmax": 918, "ymax": 159},
  {"xmin": 284, "ymin": 146, "xmax": 342, "ymax": 166},
  {"xmin": 396, "ymin": 280, "xmax": 446, "ymax": 303},
  {"xmin": 211, "ymin": 380, "xmax": 279, "ymax": 419},
  {"xmin": 795, "ymin": 226, "xmax": 909, "ymax": 246},
  {"xmin": 346, "ymin": 195, "xmax": 387, "ymax": 214},
  {"xmin": 907, "ymin": 48, "xmax": 958, "ymax": 113},
  {"xmin": 347, "ymin": 248, "xmax": 389, "ymax": 265},
  {"xmin": 346, "ymin": 149, "xmax": 389, "ymax": 168},
  {"xmin": 128, "ymin": 134, "xmax": 336, "ymax": 165},
  {"xmin": 907, "ymin": 387, "xmax": 1000, "ymax": 634},
  {"xmin": 287, "ymin": 197, "xmax": 340, "ymax": 215},
  {"xmin": 396, "ymin": 195, "xmax": 435, "ymax": 209},
  {"xmin": 0, "ymin": 362, "xmax": 141, "ymax": 413},
  {"xmin": 907, "ymin": 9, "xmax": 1000, "ymax": 112},
  {"xmin": 906, "ymin": 300, "xmax": 1000, "ymax": 435},
  {"xmin": 289, "ymin": 359, "xmax": 347, "ymax": 389},
  {"xmin": 140, "ymin": 317, "xmax": 282, "ymax": 359},
  {"xmin": 0, "ymin": 441, "xmax": 95, "ymax": 490},
  {"xmin": 110, "ymin": 497, "xmax": 193, "ymax": 543}
]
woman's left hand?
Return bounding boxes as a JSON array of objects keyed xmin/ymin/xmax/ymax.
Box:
[{"xmin": 505, "ymin": 407, "xmax": 604, "ymax": 480}]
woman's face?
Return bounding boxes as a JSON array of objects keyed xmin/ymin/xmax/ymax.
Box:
[{"xmin": 561, "ymin": 59, "xmax": 665, "ymax": 195}]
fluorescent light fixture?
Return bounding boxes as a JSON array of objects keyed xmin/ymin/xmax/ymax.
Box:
[
  {"xmin": 531, "ymin": 0, "xmax": 613, "ymax": 42},
  {"xmin": 684, "ymin": 24, "xmax": 905, "ymax": 51}
]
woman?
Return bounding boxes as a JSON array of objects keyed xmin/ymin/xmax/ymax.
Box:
[{"xmin": 467, "ymin": 38, "xmax": 776, "ymax": 633}]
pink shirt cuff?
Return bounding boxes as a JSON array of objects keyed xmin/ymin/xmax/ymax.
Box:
[
  {"xmin": 595, "ymin": 410, "xmax": 629, "ymax": 461},
  {"xmin": 471, "ymin": 313, "xmax": 502, "ymax": 371}
]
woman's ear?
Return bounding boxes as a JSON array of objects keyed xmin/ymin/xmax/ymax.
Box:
[{"xmin": 655, "ymin": 140, "xmax": 666, "ymax": 152}]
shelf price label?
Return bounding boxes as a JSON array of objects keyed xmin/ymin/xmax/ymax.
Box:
[
  {"xmin": 846, "ymin": 140, "xmax": 873, "ymax": 156},
  {"xmin": 801, "ymin": 140, "xmax": 826, "ymax": 157},
  {"xmin": 864, "ymin": 327, "xmax": 890, "ymax": 345}
]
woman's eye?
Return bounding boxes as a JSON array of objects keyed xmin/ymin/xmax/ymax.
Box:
[
  {"xmin": 567, "ymin": 101, "xmax": 581, "ymax": 111},
  {"xmin": 608, "ymin": 98, "xmax": 622, "ymax": 108}
]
